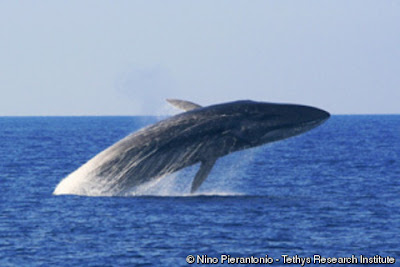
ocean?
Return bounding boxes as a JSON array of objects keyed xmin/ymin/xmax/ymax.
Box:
[{"xmin": 1, "ymin": 115, "xmax": 399, "ymax": 266}]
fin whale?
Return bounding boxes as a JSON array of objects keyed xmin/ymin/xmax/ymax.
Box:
[{"xmin": 53, "ymin": 99, "xmax": 330, "ymax": 196}]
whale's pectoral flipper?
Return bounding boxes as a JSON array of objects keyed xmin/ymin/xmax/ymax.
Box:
[
  {"xmin": 190, "ymin": 158, "xmax": 217, "ymax": 193},
  {"xmin": 166, "ymin": 99, "xmax": 202, "ymax": 111}
]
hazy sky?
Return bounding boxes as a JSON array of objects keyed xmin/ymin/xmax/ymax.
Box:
[{"xmin": 1, "ymin": 1, "xmax": 399, "ymax": 115}]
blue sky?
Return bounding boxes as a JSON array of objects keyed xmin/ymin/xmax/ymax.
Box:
[{"xmin": 0, "ymin": 1, "xmax": 399, "ymax": 115}]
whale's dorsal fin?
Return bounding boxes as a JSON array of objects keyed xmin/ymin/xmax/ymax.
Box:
[
  {"xmin": 166, "ymin": 99, "xmax": 202, "ymax": 111},
  {"xmin": 190, "ymin": 158, "xmax": 217, "ymax": 193}
]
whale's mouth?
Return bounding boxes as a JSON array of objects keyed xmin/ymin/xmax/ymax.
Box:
[
  {"xmin": 301, "ymin": 116, "xmax": 330, "ymax": 130},
  {"xmin": 260, "ymin": 117, "xmax": 329, "ymax": 142}
]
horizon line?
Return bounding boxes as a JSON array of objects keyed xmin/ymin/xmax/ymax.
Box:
[{"xmin": 0, "ymin": 113, "xmax": 399, "ymax": 117}]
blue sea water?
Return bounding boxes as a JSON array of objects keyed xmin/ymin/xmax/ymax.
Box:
[{"xmin": 1, "ymin": 115, "xmax": 400, "ymax": 266}]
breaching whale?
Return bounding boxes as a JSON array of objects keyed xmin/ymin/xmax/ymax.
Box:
[{"xmin": 53, "ymin": 99, "xmax": 330, "ymax": 196}]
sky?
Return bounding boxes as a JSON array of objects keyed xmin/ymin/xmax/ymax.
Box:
[{"xmin": 0, "ymin": 1, "xmax": 399, "ymax": 115}]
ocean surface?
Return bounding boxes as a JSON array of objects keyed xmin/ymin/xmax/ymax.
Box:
[{"xmin": 1, "ymin": 115, "xmax": 400, "ymax": 266}]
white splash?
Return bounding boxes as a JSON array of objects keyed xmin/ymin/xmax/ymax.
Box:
[
  {"xmin": 53, "ymin": 148, "xmax": 118, "ymax": 196},
  {"xmin": 53, "ymin": 163, "xmax": 243, "ymax": 197},
  {"xmin": 53, "ymin": 140, "xmax": 258, "ymax": 197}
]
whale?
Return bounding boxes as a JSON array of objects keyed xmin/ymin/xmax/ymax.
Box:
[{"xmin": 53, "ymin": 99, "xmax": 330, "ymax": 196}]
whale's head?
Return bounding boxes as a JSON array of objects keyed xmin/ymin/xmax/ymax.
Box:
[{"xmin": 221, "ymin": 100, "xmax": 330, "ymax": 148}]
